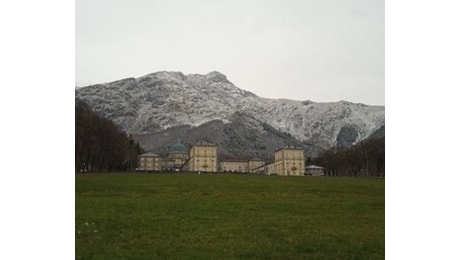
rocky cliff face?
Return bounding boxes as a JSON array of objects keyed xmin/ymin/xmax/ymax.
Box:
[
  {"xmin": 76, "ymin": 71, "xmax": 384, "ymax": 157},
  {"xmin": 132, "ymin": 112, "xmax": 309, "ymax": 160}
]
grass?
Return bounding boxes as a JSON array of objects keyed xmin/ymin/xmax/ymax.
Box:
[{"xmin": 76, "ymin": 173, "xmax": 384, "ymax": 259}]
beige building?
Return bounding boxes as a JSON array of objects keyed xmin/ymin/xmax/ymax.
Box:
[
  {"xmin": 220, "ymin": 158, "xmax": 266, "ymax": 173},
  {"xmin": 138, "ymin": 152, "xmax": 161, "ymax": 171},
  {"xmin": 274, "ymin": 147, "xmax": 305, "ymax": 176},
  {"xmin": 187, "ymin": 143, "xmax": 218, "ymax": 172},
  {"xmin": 221, "ymin": 160, "xmax": 248, "ymax": 173}
]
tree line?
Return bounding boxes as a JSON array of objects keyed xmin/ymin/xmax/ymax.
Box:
[
  {"xmin": 75, "ymin": 100, "xmax": 144, "ymax": 172},
  {"xmin": 311, "ymin": 136, "xmax": 385, "ymax": 177}
]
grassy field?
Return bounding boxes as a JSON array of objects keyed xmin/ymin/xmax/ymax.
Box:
[{"xmin": 76, "ymin": 174, "xmax": 384, "ymax": 259}]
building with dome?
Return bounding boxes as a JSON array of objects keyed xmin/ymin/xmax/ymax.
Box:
[
  {"xmin": 137, "ymin": 143, "xmax": 305, "ymax": 175},
  {"xmin": 168, "ymin": 143, "xmax": 189, "ymax": 171}
]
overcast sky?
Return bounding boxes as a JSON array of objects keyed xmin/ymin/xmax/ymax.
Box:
[{"xmin": 76, "ymin": 0, "xmax": 384, "ymax": 105}]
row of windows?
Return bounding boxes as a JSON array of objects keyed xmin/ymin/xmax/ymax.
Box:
[
  {"xmin": 195, "ymin": 159, "xmax": 215, "ymax": 162},
  {"xmin": 275, "ymin": 153, "xmax": 303, "ymax": 159},
  {"xmin": 140, "ymin": 158, "xmax": 159, "ymax": 162},
  {"xmin": 143, "ymin": 163, "xmax": 159, "ymax": 166},
  {"xmin": 192, "ymin": 154, "xmax": 217, "ymax": 157},
  {"xmin": 223, "ymin": 166, "xmax": 247, "ymax": 170}
]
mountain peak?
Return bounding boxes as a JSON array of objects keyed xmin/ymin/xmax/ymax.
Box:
[
  {"xmin": 141, "ymin": 71, "xmax": 186, "ymax": 81},
  {"xmin": 206, "ymin": 71, "xmax": 229, "ymax": 83},
  {"xmin": 75, "ymin": 71, "xmax": 385, "ymax": 153}
]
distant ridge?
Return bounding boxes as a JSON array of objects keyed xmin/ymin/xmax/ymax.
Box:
[{"xmin": 76, "ymin": 71, "xmax": 384, "ymax": 157}]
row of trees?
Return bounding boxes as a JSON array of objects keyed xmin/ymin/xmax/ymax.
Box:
[
  {"xmin": 75, "ymin": 100, "xmax": 144, "ymax": 172},
  {"xmin": 311, "ymin": 136, "xmax": 385, "ymax": 177}
]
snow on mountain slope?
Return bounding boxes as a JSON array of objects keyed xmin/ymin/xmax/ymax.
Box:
[{"xmin": 75, "ymin": 71, "xmax": 384, "ymax": 150}]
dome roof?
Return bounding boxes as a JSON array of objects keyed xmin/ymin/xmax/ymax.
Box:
[{"xmin": 170, "ymin": 143, "xmax": 187, "ymax": 153}]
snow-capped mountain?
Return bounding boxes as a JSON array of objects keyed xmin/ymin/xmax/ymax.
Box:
[{"xmin": 75, "ymin": 71, "xmax": 384, "ymax": 156}]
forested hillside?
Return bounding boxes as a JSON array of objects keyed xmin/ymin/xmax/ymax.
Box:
[
  {"xmin": 75, "ymin": 100, "xmax": 143, "ymax": 172},
  {"xmin": 312, "ymin": 136, "xmax": 385, "ymax": 177}
]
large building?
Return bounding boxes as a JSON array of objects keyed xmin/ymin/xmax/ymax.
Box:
[
  {"xmin": 274, "ymin": 147, "xmax": 305, "ymax": 176},
  {"xmin": 137, "ymin": 143, "xmax": 307, "ymax": 176},
  {"xmin": 138, "ymin": 152, "xmax": 161, "ymax": 171},
  {"xmin": 187, "ymin": 143, "xmax": 218, "ymax": 172}
]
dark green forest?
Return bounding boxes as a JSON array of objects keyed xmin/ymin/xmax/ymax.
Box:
[
  {"xmin": 311, "ymin": 136, "xmax": 385, "ymax": 177},
  {"xmin": 75, "ymin": 100, "xmax": 143, "ymax": 172}
]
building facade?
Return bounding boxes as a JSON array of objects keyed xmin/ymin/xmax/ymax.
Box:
[
  {"xmin": 220, "ymin": 158, "xmax": 266, "ymax": 173},
  {"xmin": 188, "ymin": 143, "xmax": 218, "ymax": 172},
  {"xmin": 274, "ymin": 147, "xmax": 305, "ymax": 176},
  {"xmin": 137, "ymin": 143, "xmax": 308, "ymax": 176},
  {"xmin": 168, "ymin": 143, "xmax": 189, "ymax": 170},
  {"xmin": 138, "ymin": 152, "xmax": 161, "ymax": 171},
  {"xmin": 248, "ymin": 158, "xmax": 265, "ymax": 172},
  {"xmin": 221, "ymin": 160, "xmax": 248, "ymax": 173}
]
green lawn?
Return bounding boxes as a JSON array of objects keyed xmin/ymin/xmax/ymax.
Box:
[{"xmin": 76, "ymin": 174, "xmax": 384, "ymax": 259}]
